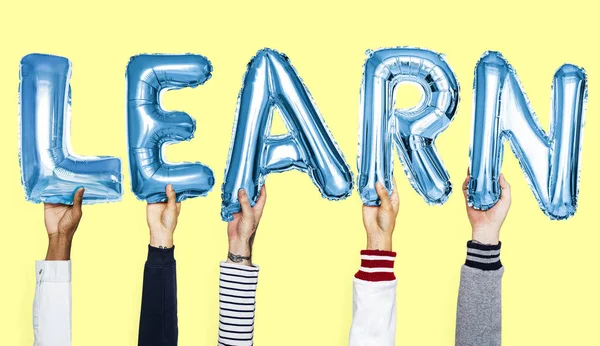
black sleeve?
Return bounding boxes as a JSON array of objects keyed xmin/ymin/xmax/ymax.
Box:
[{"xmin": 138, "ymin": 245, "xmax": 178, "ymax": 346}]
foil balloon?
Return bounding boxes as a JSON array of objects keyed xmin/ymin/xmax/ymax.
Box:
[
  {"xmin": 468, "ymin": 51, "xmax": 587, "ymax": 220},
  {"xmin": 357, "ymin": 47, "xmax": 459, "ymax": 206},
  {"xmin": 19, "ymin": 53, "xmax": 122, "ymax": 204},
  {"xmin": 127, "ymin": 54, "xmax": 215, "ymax": 203},
  {"xmin": 221, "ymin": 48, "xmax": 353, "ymax": 221}
]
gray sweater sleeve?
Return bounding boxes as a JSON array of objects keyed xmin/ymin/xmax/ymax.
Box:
[{"xmin": 455, "ymin": 241, "xmax": 503, "ymax": 346}]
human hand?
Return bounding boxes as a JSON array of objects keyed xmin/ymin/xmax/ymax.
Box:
[
  {"xmin": 146, "ymin": 184, "xmax": 181, "ymax": 248},
  {"xmin": 44, "ymin": 187, "xmax": 84, "ymax": 260},
  {"xmin": 463, "ymin": 172, "xmax": 511, "ymax": 245},
  {"xmin": 362, "ymin": 178, "xmax": 399, "ymax": 251},
  {"xmin": 226, "ymin": 186, "xmax": 267, "ymax": 266}
]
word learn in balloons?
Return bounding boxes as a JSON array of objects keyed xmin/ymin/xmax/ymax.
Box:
[{"xmin": 18, "ymin": 48, "xmax": 587, "ymax": 221}]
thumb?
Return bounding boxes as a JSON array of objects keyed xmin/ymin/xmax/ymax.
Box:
[
  {"xmin": 166, "ymin": 184, "xmax": 178, "ymax": 212},
  {"xmin": 72, "ymin": 187, "xmax": 84, "ymax": 216},
  {"xmin": 376, "ymin": 182, "xmax": 392, "ymax": 212},
  {"xmin": 499, "ymin": 174, "xmax": 511, "ymax": 202},
  {"xmin": 238, "ymin": 189, "xmax": 253, "ymax": 216},
  {"xmin": 462, "ymin": 175, "xmax": 470, "ymax": 199}
]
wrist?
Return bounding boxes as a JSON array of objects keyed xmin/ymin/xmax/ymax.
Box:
[
  {"xmin": 228, "ymin": 238, "xmax": 251, "ymax": 255},
  {"xmin": 227, "ymin": 238, "xmax": 252, "ymax": 266},
  {"xmin": 46, "ymin": 235, "xmax": 73, "ymax": 261},
  {"xmin": 366, "ymin": 232, "xmax": 392, "ymax": 251},
  {"xmin": 48, "ymin": 232, "xmax": 73, "ymax": 243},
  {"xmin": 471, "ymin": 227, "xmax": 500, "ymax": 245},
  {"xmin": 150, "ymin": 231, "xmax": 174, "ymax": 248},
  {"xmin": 227, "ymin": 252, "xmax": 252, "ymax": 266}
]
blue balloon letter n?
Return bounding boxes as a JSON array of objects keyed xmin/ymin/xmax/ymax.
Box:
[
  {"xmin": 468, "ymin": 52, "xmax": 587, "ymax": 220},
  {"xmin": 19, "ymin": 54, "xmax": 122, "ymax": 204},
  {"xmin": 127, "ymin": 54, "xmax": 215, "ymax": 203}
]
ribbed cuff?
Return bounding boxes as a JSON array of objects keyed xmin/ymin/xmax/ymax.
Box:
[
  {"xmin": 465, "ymin": 241, "xmax": 502, "ymax": 271},
  {"xmin": 146, "ymin": 245, "xmax": 175, "ymax": 266},
  {"xmin": 36, "ymin": 260, "xmax": 71, "ymax": 282},
  {"xmin": 354, "ymin": 250, "xmax": 396, "ymax": 282}
]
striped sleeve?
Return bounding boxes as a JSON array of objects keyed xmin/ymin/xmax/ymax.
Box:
[
  {"xmin": 218, "ymin": 261, "xmax": 259, "ymax": 346},
  {"xmin": 355, "ymin": 250, "xmax": 397, "ymax": 282},
  {"xmin": 465, "ymin": 241, "xmax": 502, "ymax": 271}
]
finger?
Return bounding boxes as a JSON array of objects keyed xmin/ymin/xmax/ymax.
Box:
[
  {"xmin": 238, "ymin": 189, "xmax": 253, "ymax": 216},
  {"xmin": 499, "ymin": 174, "xmax": 510, "ymax": 189},
  {"xmin": 376, "ymin": 181, "xmax": 392, "ymax": 211},
  {"xmin": 389, "ymin": 176, "xmax": 400, "ymax": 213},
  {"xmin": 72, "ymin": 187, "xmax": 84, "ymax": 216},
  {"xmin": 254, "ymin": 185, "xmax": 267, "ymax": 211},
  {"xmin": 176, "ymin": 203, "xmax": 182, "ymax": 214},
  {"xmin": 166, "ymin": 184, "xmax": 177, "ymax": 212},
  {"xmin": 462, "ymin": 175, "xmax": 470, "ymax": 199},
  {"xmin": 499, "ymin": 174, "xmax": 511, "ymax": 201}
]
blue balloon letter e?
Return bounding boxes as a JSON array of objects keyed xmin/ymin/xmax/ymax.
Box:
[{"xmin": 126, "ymin": 54, "xmax": 215, "ymax": 203}]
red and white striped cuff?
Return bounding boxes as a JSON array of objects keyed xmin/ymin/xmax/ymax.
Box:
[{"xmin": 354, "ymin": 250, "xmax": 397, "ymax": 282}]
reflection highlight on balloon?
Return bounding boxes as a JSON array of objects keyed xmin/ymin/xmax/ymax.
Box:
[
  {"xmin": 19, "ymin": 54, "xmax": 122, "ymax": 204},
  {"xmin": 126, "ymin": 54, "xmax": 215, "ymax": 203},
  {"xmin": 467, "ymin": 51, "xmax": 587, "ymax": 220},
  {"xmin": 357, "ymin": 47, "xmax": 459, "ymax": 206},
  {"xmin": 221, "ymin": 48, "xmax": 353, "ymax": 221}
]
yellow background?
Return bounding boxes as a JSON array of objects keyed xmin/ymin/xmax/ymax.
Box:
[{"xmin": 1, "ymin": 0, "xmax": 598, "ymax": 345}]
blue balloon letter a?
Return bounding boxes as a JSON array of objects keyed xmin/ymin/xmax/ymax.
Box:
[
  {"xmin": 19, "ymin": 54, "xmax": 122, "ymax": 204},
  {"xmin": 127, "ymin": 54, "xmax": 215, "ymax": 203},
  {"xmin": 221, "ymin": 49, "xmax": 353, "ymax": 221}
]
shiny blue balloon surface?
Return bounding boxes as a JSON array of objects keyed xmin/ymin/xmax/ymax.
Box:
[
  {"xmin": 357, "ymin": 47, "xmax": 459, "ymax": 206},
  {"xmin": 127, "ymin": 54, "xmax": 215, "ymax": 203},
  {"xmin": 468, "ymin": 51, "xmax": 587, "ymax": 220},
  {"xmin": 221, "ymin": 48, "xmax": 353, "ymax": 221},
  {"xmin": 19, "ymin": 54, "xmax": 122, "ymax": 204}
]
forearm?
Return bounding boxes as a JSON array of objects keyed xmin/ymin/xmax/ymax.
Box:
[
  {"xmin": 138, "ymin": 245, "xmax": 178, "ymax": 346},
  {"xmin": 349, "ymin": 250, "xmax": 397, "ymax": 346},
  {"xmin": 455, "ymin": 241, "xmax": 503, "ymax": 346},
  {"xmin": 33, "ymin": 260, "xmax": 72, "ymax": 346},
  {"xmin": 218, "ymin": 261, "xmax": 258, "ymax": 346}
]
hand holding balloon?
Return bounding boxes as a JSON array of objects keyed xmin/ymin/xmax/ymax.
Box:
[
  {"xmin": 44, "ymin": 188, "xmax": 85, "ymax": 260},
  {"xmin": 146, "ymin": 184, "xmax": 181, "ymax": 249},
  {"xmin": 463, "ymin": 172, "xmax": 511, "ymax": 245},
  {"xmin": 227, "ymin": 186, "xmax": 267, "ymax": 266},
  {"xmin": 362, "ymin": 178, "xmax": 399, "ymax": 251}
]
